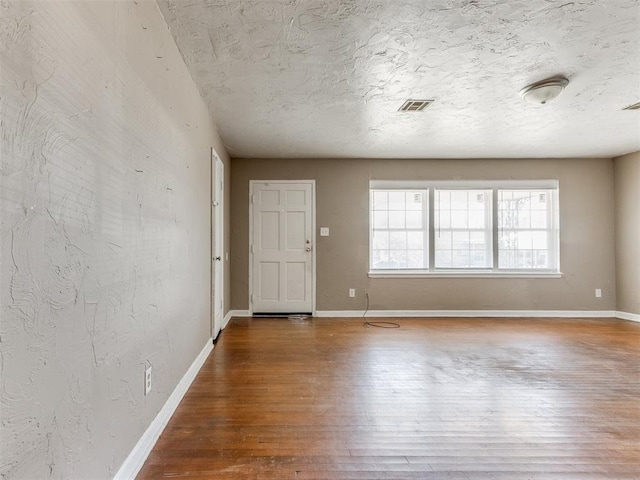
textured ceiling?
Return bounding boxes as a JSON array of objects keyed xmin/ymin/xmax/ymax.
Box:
[{"xmin": 157, "ymin": 0, "xmax": 640, "ymax": 159}]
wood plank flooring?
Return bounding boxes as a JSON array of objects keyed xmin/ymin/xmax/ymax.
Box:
[{"xmin": 136, "ymin": 317, "xmax": 640, "ymax": 479}]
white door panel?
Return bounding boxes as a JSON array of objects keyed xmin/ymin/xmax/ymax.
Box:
[
  {"xmin": 211, "ymin": 152, "xmax": 224, "ymax": 338},
  {"xmin": 251, "ymin": 182, "xmax": 314, "ymax": 314}
]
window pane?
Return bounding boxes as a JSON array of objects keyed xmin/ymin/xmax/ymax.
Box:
[
  {"xmin": 390, "ymin": 231, "xmax": 407, "ymax": 250},
  {"xmin": 512, "ymin": 190, "xmax": 530, "ymax": 204},
  {"xmin": 437, "ymin": 190, "xmax": 450, "ymax": 208},
  {"xmin": 388, "ymin": 191, "xmax": 405, "ymax": 210},
  {"xmin": 531, "ymin": 211, "xmax": 547, "ymax": 228},
  {"xmin": 370, "ymin": 189, "xmax": 428, "ymax": 270},
  {"xmin": 389, "ymin": 249, "xmax": 407, "ymax": 268},
  {"xmin": 373, "ymin": 231, "xmax": 389, "ymax": 249},
  {"xmin": 407, "ymin": 250, "xmax": 423, "ymax": 268},
  {"xmin": 407, "ymin": 231, "xmax": 423, "ymax": 249},
  {"xmin": 406, "ymin": 192, "xmax": 423, "ymax": 210},
  {"xmin": 468, "ymin": 210, "xmax": 485, "ymax": 228},
  {"xmin": 435, "ymin": 231, "xmax": 451, "ymax": 250},
  {"xmin": 435, "ymin": 250, "xmax": 452, "ymax": 267},
  {"xmin": 452, "ymin": 231, "xmax": 470, "ymax": 250},
  {"xmin": 371, "ymin": 249, "xmax": 383, "ymax": 268},
  {"xmin": 388, "ymin": 210, "xmax": 405, "ymax": 228},
  {"xmin": 470, "ymin": 192, "xmax": 486, "ymax": 210},
  {"xmin": 517, "ymin": 210, "xmax": 531, "ymax": 228},
  {"xmin": 372, "ymin": 249, "xmax": 390, "ymax": 268},
  {"xmin": 450, "ymin": 210, "xmax": 468, "ymax": 228},
  {"xmin": 532, "ymin": 231, "xmax": 547, "ymax": 249},
  {"xmin": 406, "ymin": 211, "xmax": 422, "ymax": 228},
  {"xmin": 373, "ymin": 211, "xmax": 388, "ymax": 229},
  {"xmin": 434, "ymin": 189, "xmax": 492, "ymax": 269},
  {"xmin": 438, "ymin": 210, "xmax": 451, "ymax": 229},
  {"xmin": 373, "ymin": 191, "xmax": 388, "ymax": 210},
  {"xmin": 470, "ymin": 250, "xmax": 486, "ymax": 267},
  {"xmin": 451, "ymin": 250, "xmax": 470, "ymax": 268},
  {"xmin": 450, "ymin": 191, "xmax": 468, "ymax": 209},
  {"xmin": 530, "ymin": 191, "xmax": 547, "ymax": 210},
  {"xmin": 499, "ymin": 250, "xmax": 515, "ymax": 269},
  {"xmin": 535, "ymin": 250, "xmax": 549, "ymax": 268},
  {"xmin": 516, "ymin": 231, "xmax": 533, "ymax": 249},
  {"xmin": 498, "ymin": 189, "xmax": 555, "ymax": 270},
  {"xmin": 516, "ymin": 250, "xmax": 532, "ymax": 268},
  {"xmin": 499, "ymin": 230, "xmax": 515, "ymax": 250},
  {"xmin": 469, "ymin": 231, "xmax": 485, "ymax": 249}
]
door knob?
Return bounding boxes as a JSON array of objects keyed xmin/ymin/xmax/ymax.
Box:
[
  {"xmin": 305, "ymin": 247, "xmax": 312, "ymax": 252},
  {"xmin": 214, "ymin": 256, "xmax": 221, "ymax": 261}
]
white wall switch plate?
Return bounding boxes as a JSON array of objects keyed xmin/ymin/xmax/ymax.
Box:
[
  {"xmin": 349, "ymin": 288, "xmax": 355, "ymax": 298},
  {"xmin": 320, "ymin": 227, "xmax": 330, "ymax": 237},
  {"xmin": 595, "ymin": 288, "xmax": 602, "ymax": 298}
]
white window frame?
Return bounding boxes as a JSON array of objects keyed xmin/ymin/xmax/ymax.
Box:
[
  {"xmin": 371, "ymin": 189, "xmax": 429, "ymax": 270},
  {"xmin": 433, "ymin": 188, "xmax": 494, "ymax": 270},
  {"xmin": 369, "ymin": 180, "xmax": 561, "ymax": 278}
]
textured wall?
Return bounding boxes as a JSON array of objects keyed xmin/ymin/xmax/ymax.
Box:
[
  {"xmin": 614, "ymin": 152, "xmax": 640, "ymax": 315},
  {"xmin": 0, "ymin": 1, "xmax": 228, "ymax": 478},
  {"xmin": 231, "ymin": 158, "xmax": 616, "ymax": 312}
]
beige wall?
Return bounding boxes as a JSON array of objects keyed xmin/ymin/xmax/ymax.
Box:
[
  {"xmin": 614, "ymin": 152, "xmax": 640, "ymax": 315},
  {"xmin": 231, "ymin": 158, "xmax": 616, "ymax": 312},
  {"xmin": 0, "ymin": 1, "xmax": 229, "ymax": 478}
]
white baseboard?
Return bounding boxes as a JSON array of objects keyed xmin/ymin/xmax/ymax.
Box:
[
  {"xmin": 616, "ymin": 311, "xmax": 640, "ymax": 322},
  {"xmin": 225, "ymin": 309, "xmax": 637, "ymax": 321},
  {"xmin": 316, "ymin": 310, "xmax": 617, "ymax": 318},
  {"xmin": 221, "ymin": 310, "xmax": 250, "ymax": 330},
  {"xmin": 315, "ymin": 310, "xmax": 365, "ymax": 317},
  {"xmin": 114, "ymin": 339, "xmax": 213, "ymax": 480},
  {"xmin": 222, "ymin": 310, "xmax": 234, "ymax": 329}
]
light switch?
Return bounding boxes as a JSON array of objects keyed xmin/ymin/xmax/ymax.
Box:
[{"xmin": 320, "ymin": 227, "xmax": 330, "ymax": 237}]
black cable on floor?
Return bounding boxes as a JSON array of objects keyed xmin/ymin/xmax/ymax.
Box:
[{"xmin": 363, "ymin": 292, "xmax": 400, "ymax": 328}]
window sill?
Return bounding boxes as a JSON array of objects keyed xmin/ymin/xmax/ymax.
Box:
[{"xmin": 368, "ymin": 270, "xmax": 563, "ymax": 279}]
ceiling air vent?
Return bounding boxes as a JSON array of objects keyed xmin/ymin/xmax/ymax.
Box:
[
  {"xmin": 623, "ymin": 102, "xmax": 640, "ymax": 110},
  {"xmin": 398, "ymin": 99, "xmax": 434, "ymax": 112}
]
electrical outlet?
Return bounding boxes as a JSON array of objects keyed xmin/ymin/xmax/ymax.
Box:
[
  {"xmin": 145, "ymin": 365, "xmax": 152, "ymax": 395},
  {"xmin": 595, "ymin": 288, "xmax": 602, "ymax": 298},
  {"xmin": 349, "ymin": 288, "xmax": 355, "ymax": 298}
]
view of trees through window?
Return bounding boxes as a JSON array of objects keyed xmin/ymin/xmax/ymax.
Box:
[{"xmin": 498, "ymin": 190, "xmax": 554, "ymax": 269}]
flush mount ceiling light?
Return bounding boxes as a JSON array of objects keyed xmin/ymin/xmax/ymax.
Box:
[{"xmin": 520, "ymin": 76, "xmax": 569, "ymax": 105}]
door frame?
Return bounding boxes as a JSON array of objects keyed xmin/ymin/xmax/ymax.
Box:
[
  {"xmin": 248, "ymin": 180, "xmax": 316, "ymax": 316},
  {"xmin": 211, "ymin": 149, "xmax": 224, "ymax": 339}
]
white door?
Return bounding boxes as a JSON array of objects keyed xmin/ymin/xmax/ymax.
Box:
[
  {"xmin": 211, "ymin": 151, "xmax": 224, "ymax": 338},
  {"xmin": 250, "ymin": 181, "xmax": 315, "ymax": 315}
]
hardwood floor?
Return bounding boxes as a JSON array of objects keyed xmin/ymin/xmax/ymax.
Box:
[{"xmin": 137, "ymin": 317, "xmax": 640, "ymax": 479}]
